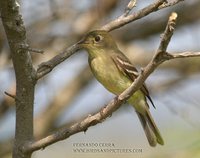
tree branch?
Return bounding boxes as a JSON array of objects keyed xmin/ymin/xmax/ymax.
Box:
[
  {"xmin": 36, "ymin": 44, "xmax": 78, "ymax": 79},
  {"xmin": 0, "ymin": 0, "xmax": 36, "ymax": 158},
  {"xmin": 4, "ymin": 91, "xmax": 16, "ymax": 100},
  {"xmin": 36, "ymin": 0, "xmax": 184, "ymax": 80},
  {"xmin": 118, "ymin": 1, "xmax": 200, "ymax": 42},
  {"xmin": 22, "ymin": 12, "xmax": 200, "ymax": 154},
  {"xmin": 101, "ymin": 0, "xmax": 165, "ymax": 31},
  {"xmin": 159, "ymin": 0, "xmax": 184, "ymax": 9},
  {"xmin": 170, "ymin": 51, "xmax": 200, "ymax": 59},
  {"xmin": 124, "ymin": 0, "xmax": 137, "ymax": 17}
]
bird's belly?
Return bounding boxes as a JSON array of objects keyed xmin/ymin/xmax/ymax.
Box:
[
  {"xmin": 90, "ymin": 57, "xmax": 132, "ymax": 95},
  {"xmin": 89, "ymin": 57, "xmax": 147, "ymax": 114}
]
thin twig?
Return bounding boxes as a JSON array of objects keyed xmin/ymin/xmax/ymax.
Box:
[
  {"xmin": 102, "ymin": 0, "xmax": 165, "ymax": 31},
  {"xmin": 171, "ymin": 51, "xmax": 200, "ymax": 59},
  {"xmin": 158, "ymin": 12, "xmax": 177, "ymax": 53},
  {"xmin": 159, "ymin": 0, "xmax": 184, "ymax": 9},
  {"xmin": 153, "ymin": 12, "xmax": 178, "ymax": 64},
  {"xmin": 19, "ymin": 44, "xmax": 44, "ymax": 54},
  {"xmin": 4, "ymin": 91, "xmax": 16, "ymax": 100},
  {"xmin": 26, "ymin": 48, "xmax": 44, "ymax": 54},
  {"xmin": 124, "ymin": 0, "xmax": 137, "ymax": 17},
  {"xmin": 36, "ymin": 44, "xmax": 79, "ymax": 79}
]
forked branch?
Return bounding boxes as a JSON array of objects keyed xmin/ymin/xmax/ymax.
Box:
[{"xmin": 23, "ymin": 12, "xmax": 200, "ymax": 154}]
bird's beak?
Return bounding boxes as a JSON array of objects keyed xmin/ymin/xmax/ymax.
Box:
[
  {"xmin": 77, "ymin": 37, "xmax": 90, "ymax": 48},
  {"xmin": 77, "ymin": 38, "xmax": 85, "ymax": 45}
]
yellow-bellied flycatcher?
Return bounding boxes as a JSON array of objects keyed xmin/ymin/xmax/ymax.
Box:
[{"xmin": 78, "ymin": 30, "xmax": 164, "ymax": 147}]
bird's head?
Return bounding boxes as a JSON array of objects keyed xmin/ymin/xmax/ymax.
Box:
[{"xmin": 77, "ymin": 30, "xmax": 118, "ymax": 51}]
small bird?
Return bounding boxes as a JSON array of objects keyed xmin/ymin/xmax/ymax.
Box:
[{"xmin": 77, "ymin": 30, "xmax": 164, "ymax": 147}]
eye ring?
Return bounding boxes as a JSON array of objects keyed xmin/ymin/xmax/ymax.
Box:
[{"xmin": 94, "ymin": 35, "xmax": 102, "ymax": 43}]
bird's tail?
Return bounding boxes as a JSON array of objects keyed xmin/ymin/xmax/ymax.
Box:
[{"xmin": 136, "ymin": 110, "xmax": 164, "ymax": 147}]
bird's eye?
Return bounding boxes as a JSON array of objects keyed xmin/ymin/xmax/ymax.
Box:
[{"xmin": 94, "ymin": 35, "xmax": 102, "ymax": 43}]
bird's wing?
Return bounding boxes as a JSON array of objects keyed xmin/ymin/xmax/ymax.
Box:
[{"xmin": 111, "ymin": 51, "xmax": 155, "ymax": 108}]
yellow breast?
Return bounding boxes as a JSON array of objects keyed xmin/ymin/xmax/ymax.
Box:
[{"xmin": 89, "ymin": 55, "xmax": 132, "ymax": 95}]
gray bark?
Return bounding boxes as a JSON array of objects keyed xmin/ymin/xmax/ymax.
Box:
[{"xmin": 0, "ymin": 1, "xmax": 35, "ymax": 158}]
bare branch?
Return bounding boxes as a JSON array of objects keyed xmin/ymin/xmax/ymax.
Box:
[
  {"xmin": 36, "ymin": 44, "xmax": 79, "ymax": 79},
  {"xmin": 101, "ymin": 0, "xmax": 166, "ymax": 31},
  {"xmin": 118, "ymin": 1, "xmax": 200, "ymax": 42},
  {"xmin": 152, "ymin": 12, "xmax": 178, "ymax": 64},
  {"xmin": 19, "ymin": 44, "xmax": 44, "ymax": 54},
  {"xmin": 159, "ymin": 0, "xmax": 184, "ymax": 9},
  {"xmin": 36, "ymin": 0, "xmax": 181, "ymax": 80},
  {"xmin": 171, "ymin": 51, "xmax": 200, "ymax": 59},
  {"xmin": 1, "ymin": 0, "xmax": 198, "ymax": 157},
  {"xmin": 4, "ymin": 91, "xmax": 16, "ymax": 100},
  {"xmin": 22, "ymin": 12, "xmax": 191, "ymax": 153},
  {"xmin": 124, "ymin": 0, "xmax": 137, "ymax": 17},
  {"xmin": 157, "ymin": 12, "xmax": 177, "ymax": 53}
]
